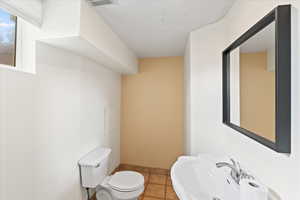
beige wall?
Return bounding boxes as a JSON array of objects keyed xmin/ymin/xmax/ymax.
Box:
[
  {"xmin": 240, "ymin": 52, "xmax": 275, "ymax": 141},
  {"xmin": 121, "ymin": 57, "xmax": 184, "ymax": 169}
]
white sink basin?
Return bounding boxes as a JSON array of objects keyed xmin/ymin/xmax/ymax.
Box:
[
  {"xmin": 171, "ymin": 155, "xmax": 280, "ymax": 200},
  {"xmin": 171, "ymin": 155, "xmax": 239, "ymax": 200}
]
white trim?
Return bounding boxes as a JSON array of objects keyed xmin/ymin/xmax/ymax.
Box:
[{"xmin": 0, "ymin": 64, "xmax": 35, "ymax": 75}]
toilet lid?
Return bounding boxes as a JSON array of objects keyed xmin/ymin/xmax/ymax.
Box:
[{"xmin": 108, "ymin": 171, "xmax": 144, "ymax": 192}]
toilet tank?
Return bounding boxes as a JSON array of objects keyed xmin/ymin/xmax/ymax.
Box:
[{"xmin": 78, "ymin": 147, "xmax": 111, "ymax": 188}]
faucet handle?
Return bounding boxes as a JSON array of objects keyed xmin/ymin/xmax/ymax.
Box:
[
  {"xmin": 237, "ymin": 161, "xmax": 242, "ymax": 173},
  {"xmin": 230, "ymin": 158, "xmax": 243, "ymax": 173},
  {"xmin": 230, "ymin": 158, "xmax": 236, "ymax": 166},
  {"xmin": 229, "ymin": 158, "xmax": 240, "ymax": 171}
]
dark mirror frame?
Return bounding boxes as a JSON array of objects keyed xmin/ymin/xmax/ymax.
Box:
[{"xmin": 222, "ymin": 5, "xmax": 291, "ymax": 153}]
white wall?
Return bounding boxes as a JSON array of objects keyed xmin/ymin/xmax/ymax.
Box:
[
  {"xmin": 186, "ymin": 0, "xmax": 300, "ymax": 199},
  {"xmin": 184, "ymin": 38, "xmax": 191, "ymax": 155},
  {"xmin": 230, "ymin": 47, "xmax": 240, "ymax": 125},
  {"xmin": 41, "ymin": 0, "xmax": 81, "ymax": 37},
  {"xmin": 0, "ymin": 42, "xmax": 121, "ymax": 200},
  {"xmin": 0, "ymin": 64, "xmax": 6, "ymax": 200}
]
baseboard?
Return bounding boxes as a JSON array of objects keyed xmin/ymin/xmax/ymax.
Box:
[{"xmin": 118, "ymin": 163, "xmax": 170, "ymax": 175}]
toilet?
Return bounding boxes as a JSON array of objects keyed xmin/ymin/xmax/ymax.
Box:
[{"xmin": 78, "ymin": 147, "xmax": 144, "ymax": 200}]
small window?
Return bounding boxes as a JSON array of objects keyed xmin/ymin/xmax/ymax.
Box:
[{"xmin": 0, "ymin": 8, "xmax": 17, "ymax": 67}]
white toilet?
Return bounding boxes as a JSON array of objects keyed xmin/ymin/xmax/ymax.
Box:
[{"xmin": 78, "ymin": 147, "xmax": 144, "ymax": 200}]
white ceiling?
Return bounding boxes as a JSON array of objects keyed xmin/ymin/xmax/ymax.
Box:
[{"xmin": 95, "ymin": 0, "xmax": 236, "ymax": 58}]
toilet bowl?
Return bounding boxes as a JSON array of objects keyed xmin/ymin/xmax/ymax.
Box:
[
  {"xmin": 97, "ymin": 171, "xmax": 144, "ymax": 200},
  {"xmin": 78, "ymin": 148, "xmax": 145, "ymax": 200}
]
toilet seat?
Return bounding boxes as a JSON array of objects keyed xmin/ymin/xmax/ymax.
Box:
[{"xmin": 108, "ymin": 171, "xmax": 144, "ymax": 192}]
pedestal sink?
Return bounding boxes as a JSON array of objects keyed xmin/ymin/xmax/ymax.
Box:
[
  {"xmin": 171, "ymin": 155, "xmax": 280, "ymax": 200},
  {"xmin": 171, "ymin": 155, "xmax": 239, "ymax": 200}
]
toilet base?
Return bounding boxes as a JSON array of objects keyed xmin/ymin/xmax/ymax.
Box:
[
  {"xmin": 96, "ymin": 186, "xmax": 144, "ymax": 200},
  {"xmin": 96, "ymin": 189, "xmax": 112, "ymax": 200}
]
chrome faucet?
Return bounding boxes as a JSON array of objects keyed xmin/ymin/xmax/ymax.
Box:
[{"xmin": 216, "ymin": 159, "xmax": 253, "ymax": 185}]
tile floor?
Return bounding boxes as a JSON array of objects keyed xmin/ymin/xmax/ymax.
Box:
[{"xmin": 116, "ymin": 164, "xmax": 179, "ymax": 200}]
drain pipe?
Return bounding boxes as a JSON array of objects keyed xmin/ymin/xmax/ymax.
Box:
[{"xmin": 86, "ymin": 188, "xmax": 90, "ymax": 200}]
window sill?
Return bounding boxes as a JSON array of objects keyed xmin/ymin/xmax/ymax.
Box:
[{"xmin": 0, "ymin": 64, "xmax": 36, "ymax": 75}]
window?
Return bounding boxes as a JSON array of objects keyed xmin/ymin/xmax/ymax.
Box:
[{"xmin": 0, "ymin": 8, "xmax": 17, "ymax": 67}]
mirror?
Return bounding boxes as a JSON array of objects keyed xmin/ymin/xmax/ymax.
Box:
[
  {"xmin": 223, "ymin": 5, "xmax": 291, "ymax": 153},
  {"xmin": 230, "ymin": 22, "xmax": 276, "ymax": 142}
]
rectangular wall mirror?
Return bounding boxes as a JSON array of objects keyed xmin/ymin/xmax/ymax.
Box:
[{"xmin": 222, "ymin": 5, "xmax": 291, "ymax": 153}]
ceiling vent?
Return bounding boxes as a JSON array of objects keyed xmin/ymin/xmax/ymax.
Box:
[{"xmin": 87, "ymin": 0, "xmax": 118, "ymax": 6}]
